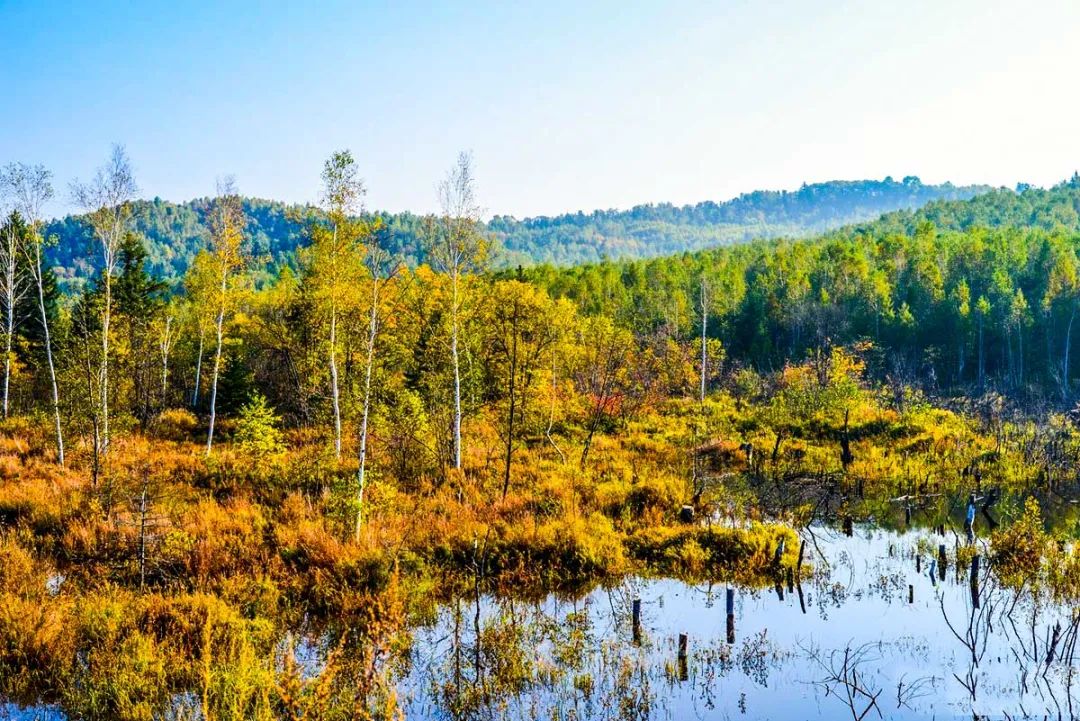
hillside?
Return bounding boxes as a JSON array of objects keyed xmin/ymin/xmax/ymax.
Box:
[
  {"xmin": 43, "ymin": 176, "xmax": 989, "ymax": 287},
  {"xmin": 487, "ymin": 176, "xmax": 989, "ymax": 264},
  {"xmin": 520, "ymin": 175, "xmax": 1080, "ymax": 400},
  {"xmin": 842, "ymin": 172, "xmax": 1080, "ymax": 237}
]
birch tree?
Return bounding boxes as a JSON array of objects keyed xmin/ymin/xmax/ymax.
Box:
[
  {"xmin": 71, "ymin": 144, "xmax": 138, "ymax": 457},
  {"xmin": 1, "ymin": 163, "xmax": 64, "ymax": 464},
  {"xmin": 311, "ymin": 150, "xmax": 365, "ymax": 461},
  {"xmin": 698, "ymin": 275, "xmax": 709, "ymax": 404},
  {"xmin": 355, "ymin": 216, "xmax": 398, "ymax": 540},
  {"xmin": 0, "ymin": 209, "xmax": 29, "ymax": 418},
  {"xmin": 205, "ymin": 178, "xmax": 247, "ymax": 455},
  {"xmin": 154, "ymin": 299, "xmax": 179, "ymax": 408},
  {"xmin": 428, "ymin": 152, "xmax": 485, "ymax": 471},
  {"xmin": 184, "ymin": 251, "xmax": 217, "ymax": 408}
]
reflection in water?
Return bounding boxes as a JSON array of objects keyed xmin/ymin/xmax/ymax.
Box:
[
  {"xmin": 5, "ymin": 525, "xmax": 1080, "ymax": 719},
  {"xmin": 394, "ymin": 526, "xmax": 1080, "ymax": 720}
]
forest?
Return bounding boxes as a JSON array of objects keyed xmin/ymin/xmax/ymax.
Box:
[
  {"xmin": 2, "ymin": 147, "xmax": 1080, "ymax": 720},
  {"xmin": 40, "ymin": 175, "xmax": 989, "ymax": 289}
]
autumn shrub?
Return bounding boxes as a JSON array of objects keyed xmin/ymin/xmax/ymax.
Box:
[
  {"xmin": 275, "ymin": 513, "xmax": 393, "ymax": 614},
  {"xmin": 169, "ymin": 498, "xmax": 272, "ymax": 587},
  {"xmin": 154, "ymin": 407, "xmax": 200, "ymax": 441},
  {"xmin": 1048, "ymin": 546, "xmax": 1080, "ymax": 603},
  {"xmin": 59, "ymin": 514, "xmax": 139, "ymax": 579},
  {"xmin": 0, "ymin": 468, "xmax": 73, "ymax": 539},
  {"xmin": 64, "ymin": 592, "xmax": 173, "ymax": 721},
  {"xmin": 991, "ymin": 497, "xmax": 1051, "ymax": 588},
  {"xmin": 596, "ymin": 472, "xmax": 684, "ymax": 524},
  {"xmin": 0, "ymin": 593, "xmax": 74, "ymax": 705},
  {"xmin": 0, "ymin": 534, "xmax": 44, "ymax": 598},
  {"xmin": 626, "ymin": 523, "xmax": 799, "ymax": 581}
]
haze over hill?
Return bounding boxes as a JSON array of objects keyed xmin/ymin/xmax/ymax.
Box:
[{"xmin": 43, "ymin": 176, "xmax": 989, "ymax": 287}]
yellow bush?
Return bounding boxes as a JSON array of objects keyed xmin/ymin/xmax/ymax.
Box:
[{"xmin": 154, "ymin": 408, "xmax": 200, "ymax": 441}]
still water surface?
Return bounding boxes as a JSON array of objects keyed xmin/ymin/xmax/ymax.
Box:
[
  {"xmin": 3, "ymin": 524, "xmax": 1077, "ymax": 720},
  {"xmin": 397, "ymin": 525, "xmax": 1077, "ymax": 720}
]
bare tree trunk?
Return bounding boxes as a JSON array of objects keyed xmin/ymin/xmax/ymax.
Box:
[
  {"xmin": 1, "ymin": 227, "xmax": 16, "ymax": 419},
  {"xmin": 205, "ymin": 274, "xmax": 227, "ymax": 456},
  {"xmin": 580, "ymin": 375, "xmax": 613, "ymax": 469},
  {"xmin": 3, "ymin": 291, "xmax": 13, "ymax": 419},
  {"xmin": 699, "ymin": 279, "xmax": 708, "ymax": 404},
  {"xmin": 82, "ymin": 331, "xmax": 99, "ymax": 486},
  {"xmin": 138, "ymin": 479, "xmax": 148, "ymax": 590},
  {"xmin": 34, "ymin": 258, "xmax": 63, "ymax": 466},
  {"xmin": 977, "ymin": 315, "xmax": 985, "ymax": 391},
  {"xmin": 329, "ymin": 304, "xmax": 342, "ymax": 461},
  {"xmin": 192, "ymin": 327, "xmax": 204, "ymax": 407},
  {"xmin": 1064, "ymin": 307, "xmax": 1076, "ymax": 401},
  {"xmin": 159, "ymin": 316, "xmax": 173, "ymax": 406},
  {"xmin": 957, "ymin": 339, "xmax": 965, "ymax": 384},
  {"xmin": 545, "ymin": 353, "xmax": 564, "ymax": 463},
  {"xmin": 355, "ymin": 277, "xmax": 379, "ymax": 541},
  {"xmin": 501, "ymin": 300, "xmax": 519, "ymax": 500},
  {"xmin": 1017, "ymin": 322, "xmax": 1024, "ymax": 387},
  {"xmin": 100, "ymin": 269, "xmax": 111, "ymax": 454},
  {"xmin": 451, "ymin": 270, "xmax": 462, "ymax": 470}
]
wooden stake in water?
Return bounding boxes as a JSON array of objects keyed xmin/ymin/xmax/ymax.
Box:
[
  {"xmin": 632, "ymin": 598, "xmax": 641, "ymax": 644},
  {"xmin": 678, "ymin": 633, "xmax": 689, "ymax": 681},
  {"xmin": 938, "ymin": 544, "xmax": 947, "ymax": 581},
  {"xmin": 726, "ymin": 588, "xmax": 735, "ymax": 643},
  {"xmin": 970, "ymin": 555, "xmax": 981, "ymax": 609}
]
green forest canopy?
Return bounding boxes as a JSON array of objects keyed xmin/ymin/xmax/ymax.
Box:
[
  {"xmin": 520, "ymin": 174, "xmax": 1080, "ymax": 399},
  {"xmin": 43, "ymin": 176, "xmax": 989, "ymax": 289}
]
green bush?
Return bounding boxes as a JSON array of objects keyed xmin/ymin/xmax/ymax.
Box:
[{"xmin": 233, "ymin": 394, "xmax": 285, "ymax": 458}]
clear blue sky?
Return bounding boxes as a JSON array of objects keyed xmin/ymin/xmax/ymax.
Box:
[{"xmin": 3, "ymin": 0, "xmax": 1079, "ymax": 219}]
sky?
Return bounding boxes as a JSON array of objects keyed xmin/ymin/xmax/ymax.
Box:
[{"xmin": 2, "ymin": 0, "xmax": 1080, "ymax": 219}]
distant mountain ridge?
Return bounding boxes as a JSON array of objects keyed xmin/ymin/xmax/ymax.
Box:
[
  {"xmin": 487, "ymin": 176, "xmax": 991, "ymax": 264},
  {"xmin": 42, "ymin": 176, "xmax": 991, "ymax": 287}
]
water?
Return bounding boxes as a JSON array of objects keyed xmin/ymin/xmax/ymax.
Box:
[
  {"xmin": 4, "ymin": 524, "xmax": 1079, "ymax": 720},
  {"xmin": 397, "ymin": 525, "xmax": 1080, "ymax": 720}
]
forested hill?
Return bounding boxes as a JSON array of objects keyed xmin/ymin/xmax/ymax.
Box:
[
  {"xmin": 519, "ymin": 175, "xmax": 1080, "ymax": 401},
  {"xmin": 487, "ymin": 176, "xmax": 988, "ymax": 264},
  {"xmin": 842, "ymin": 173, "xmax": 1080, "ymax": 237},
  {"xmin": 43, "ymin": 176, "xmax": 988, "ymax": 287}
]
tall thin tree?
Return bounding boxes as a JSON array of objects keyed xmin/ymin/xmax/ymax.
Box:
[
  {"xmin": 0, "ymin": 210, "xmax": 29, "ymax": 418},
  {"xmin": 1, "ymin": 163, "xmax": 64, "ymax": 464},
  {"xmin": 71, "ymin": 144, "xmax": 138, "ymax": 458},
  {"xmin": 155, "ymin": 302, "xmax": 178, "ymax": 408},
  {"xmin": 355, "ymin": 220, "xmax": 398, "ymax": 540},
  {"xmin": 184, "ymin": 251, "xmax": 217, "ymax": 408},
  {"xmin": 315, "ymin": 150, "xmax": 365, "ymax": 461},
  {"xmin": 698, "ymin": 275, "xmax": 709, "ymax": 404},
  {"xmin": 205, "ymin": 178, "xmax": 247, "ymax": 455},
  {"xmin": 428, "ymin": 152, "xmax": 485, "ymax": 471}
]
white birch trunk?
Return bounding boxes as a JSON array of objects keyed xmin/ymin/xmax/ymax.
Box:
[
  {"xmin": 100, "ymin": 258, "xmax": 112, "ymax": 455},
  {"xmin": 3, "ymin": 282, "xmax": 13, "ymax": 419},
  {"xmin": 34, "ymin": 252, "xmax": 63, "ymax": 465},
  {"xmin": 192, "ymin": 327, "xmax": 204, "ymax": 407},
  {"xmin": 329, "ymin": 305, "xmax": 341, "ymax": 461},
  {"xmin": 160, "ymin": 316, "xmax": 173, "ymax": 403},
  {"xmin": 205, "ymin": 272, "xmax": 227, "ymax": 455},
  {"xmin": 451, "ymin": 269, "xmax": 462, "ymax": 470},
  {"xmin": 355, "ymin": 276, "xmax": 379, "ymax": 541},
  {"xmin": 699, "ymin": 280, "xmax": 707, "ymax": 404}
]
